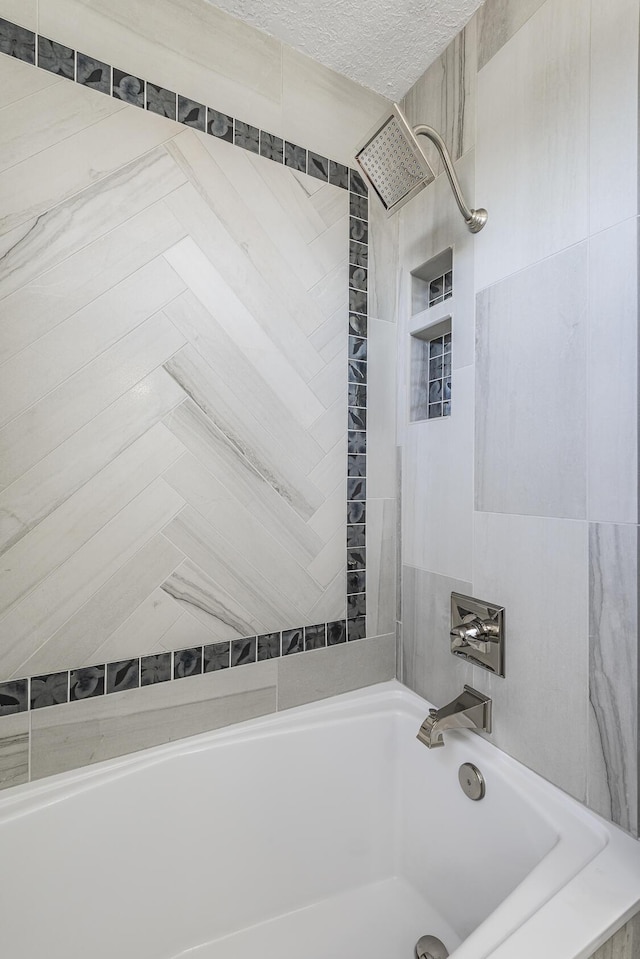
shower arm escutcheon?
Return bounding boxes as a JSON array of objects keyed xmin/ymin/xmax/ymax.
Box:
[{"xmin": 412, "ymin": 124, "xmax": 488, "ymax": 234}]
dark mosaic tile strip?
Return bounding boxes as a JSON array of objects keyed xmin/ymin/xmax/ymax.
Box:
[
  {"xmin": 0, "ymin": 18, "xmax": 370, "ymax": 711},
  {"xmin": 0, "ymin": 18, "xmax": 35, "ymax": 64},
  {"xmin": 174, "ymin": 647, "xmax": 203, "ymax": 679},
  {"xmin": 70, "ymin": 666, "xmax": 104, "ymax": 701},
  {"xmin": 284, "ymin": 141, "xmax": 307, "ymax": 171},
  {"xmin": 235, "ymin": 119, "xmax": 260, "ymax": 153},
  {"xmin": 141, "ymin": 653, "xmax": 172, "ymax": 685},
  {"xmin": 178, "ymin": 95, "xmax": 206, "ymax": 131},
  {"xmin": 107, "ymin": 659, "xmax": 139, "ymax": 694},
  {"xmin": 348, "ymin": 617, "xmax": 367, "ymax": 641},
  {"xmin": 204, "ymin": 642, "xmax": 230, "ymax": 672},
  {"xmin": 147, "ymin": 82, "xmax": 176, "ymax": 118},
  {"xmin": 347, "ymin": 547, "xmax": 366, "ymax": 571},
  {"xmin": 348, "ymin": 570, "xmax": 367, "ymax": 597},
  {"xmin": 77, "ymin": 52, "xmax": 111, "ymax": 94},
  {"xmin": 31, "ymin": 672, "xmax": 69, "ymax": 710},
  {"xmin": 38, "ymin": 36, "xmax": 74, "ymax": 79},
  {"xmin": 113, "ymin": 68, "xmax": 144, "ymax": 107},
  {"xmin": 231, "ymin": 637, "xmax": 257, "ymax": 667},
  {"xmin": 0, "ymin": 679, "xmax": 28, "ymax": 716},
  {"xmin": 260, "ymin": 130, "xmax": 283, "ymax": 162},
  {"xmin": 207, "ymin": 108, "xmax": 233, "ymax": 141}
]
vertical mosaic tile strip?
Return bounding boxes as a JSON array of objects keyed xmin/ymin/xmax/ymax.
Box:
[
  {"xmin": 427, "ymin": 331, "xmax": 452, "ymax": 419},
  {"xmin": 348, "ymin": 169, "xmax": 368, "ymax": 644},
  {"xmin": 0, "ymin": 20, "xmax": 371, "ymax": 719}
]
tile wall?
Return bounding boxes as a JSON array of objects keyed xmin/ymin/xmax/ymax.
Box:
[
  {"xmin": 395, "ymin": 0, "xmax": 639, "ymax": 836},
  {"xmin": 0, "ymin": 0, "xmax": 397, "ymax": 785}
]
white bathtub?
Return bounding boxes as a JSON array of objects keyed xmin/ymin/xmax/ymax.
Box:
[{"xmin": 1, "ymin": 681, "xmax": 639, "ymax": 959}]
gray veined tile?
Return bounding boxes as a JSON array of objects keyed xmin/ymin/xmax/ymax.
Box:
[
  {"xmin": 0, "ymin": 103, "xmax": 179, "ymax": 238},
  {"xmin": 0, "ymin": 202, "xmax": 187, "ymax": 366},
  {"xmin": 477, "ymin": 0, "xmax": 547, "ymax": 69},
  {"xmin": 0, "ymin": 2, "xmax": 36, "ymax": 31},
  {"xmin": 20, "ymin": 535, "xmax": 184, "ymax": 678},
  {"xmin": 0, "ymin": 382, "xmax": 185, "ymax": 559},
  {"xmin": 0, "ymin": 478, "xmax": 185, "ymax": 682},
  {"xmin": 0, "ymin": 713, "xmax": 29, "ymax": 790},
  {"xmin": 0, "ymin": 256, "xmax": 185, "ymax": 430},
  {"xmin": 163, "ymin": 345, "xmax": 324, "ymax": 522},
  {"xmin": 158, "ymin": 610, "xmax": 218, "ymax": 652},
  {"xmin": 93, "ymin": 588, "xmax": 183, "ymax": 664},
  {"xmin": 0, "ymin": 53, "xmax": 60, "ymax": 108},
  {"xmin": 0, "ymin": 313, "xmax": 186, "ymax": 491},
  {"xmin": 588, "ymin": 523, "xmax": 638, "ymax": 834},
  {"xmin": 161, "ymin": 558, "xmax": 263, "ymax": 642},
  {"xmin": 163, "ymin": 400, "xmax": 324, "ymax": 568},
  {"xmin": 0, "ymin": 425, "xmax": 185, "ymax": 621},
  {"xmin": 0, "ymin": 146, "xmax": 187, "ymax": 300}
]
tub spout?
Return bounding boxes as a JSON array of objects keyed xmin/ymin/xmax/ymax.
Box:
[{"xmin": 417, "ymin": 686, "xmax": 492, "ymax": 749}]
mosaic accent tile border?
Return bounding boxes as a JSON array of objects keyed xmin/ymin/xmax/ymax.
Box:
[{"xmin": 0, "ymin": 17, "xmax": 369, "ymax": 718}]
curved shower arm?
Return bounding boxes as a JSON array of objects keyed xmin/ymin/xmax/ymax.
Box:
[{"xmin": 413, "ymin": 124, "xmax": 488, "ymax": 234}]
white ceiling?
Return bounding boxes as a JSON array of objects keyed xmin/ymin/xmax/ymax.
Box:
[{"xmin": 207, "ymin": 0, "xmax": 483, "ymax": 101}]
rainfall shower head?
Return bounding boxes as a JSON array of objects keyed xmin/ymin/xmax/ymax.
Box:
[{"xmin": 355, "ymin": 103, "xmax": 487, "ymax": 233}]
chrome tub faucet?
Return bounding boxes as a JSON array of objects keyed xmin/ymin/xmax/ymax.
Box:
[{"xmin": 417, "ymin": 686, "xmax": 492, "ymax": 749}]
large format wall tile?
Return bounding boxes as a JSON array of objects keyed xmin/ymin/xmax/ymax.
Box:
[
  {"xmin": 31, "ymin": 661, "xmax": 278, "ymax": 780},
  {"xmin": 0, "ymin": 0, "xmax": 36, "ymax": 29},
  {"xmin": 366, "ymin": 499, "xmax": 396, "ymax": 638},
  {"xmin": 588, "ymin": 219, "xmax": 638, "ymax": 524},
  {"xmin": 587, "ymin": 523, "xmax": 638, "ymax": 835},
  {"xmin": 589, "ymin": 0, "xmax": 639, "ymax": 234},
  {"xmin": 277, "ymin": 634, "xmax": 395, "ymax": 710},
  {"xmin": 0, "ymin": 713, "xmax": 29, "ymax": 791},
  {"xmin": 401, "ymin": 17, "xmax": 477, "ymax": 175},
  {"xmin": 475, "ymin": 244, "xmax": 588, "ymax": 519},
  {"xmin": 475, "ymin": 0, "xmax": 590, "ymax": 291},
  {"xmin": 476, "ymin": 0, "xmax": 546, "ymax": 70},
  {"xmin": 401, "ymin": 565, "xmax": 474, "ymax": 707},
  {"xmin": 472, "ymin": 511, "xmax": 589, "ymax": 801}
]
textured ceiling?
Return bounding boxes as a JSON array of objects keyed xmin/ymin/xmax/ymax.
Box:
[{"xmin": 206, "ymin": 0, "xmax": 483, "ymax": 100}]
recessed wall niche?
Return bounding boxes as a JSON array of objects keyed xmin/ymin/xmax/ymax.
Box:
[{"xmin": 410, "ymin": 250, "xmax": 453, "ymax": 422}]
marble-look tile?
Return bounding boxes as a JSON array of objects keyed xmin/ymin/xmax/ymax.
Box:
[
  {"xmin": 588, "ymin": 219, "xmax": 638, "ymax": 524},
  {"xmin": 475, "ymin": 0, "xmax": 590, "ymax": 291},
  {"xmin": 0, "ymin": 314, "xmax": 185, "ymax": 491},
  {"xmin": 0, "ymin": 80, "xmax": 122, "ymax": 174},
  {"xmin": 0, "ymin": 478, "xmax": 185, "ymax": 682},
  {"xmin": 368, "ymin": 189, "xmax": 398, "ymax": 324},
  {"xmin": 159, "ymin": 611, "xmax": 218, "ymax": 652},
  {"xmin": 0, "ymin": 147, "xmax": 187, "ymax": 301},
  {"xmin": 401, "ymin": 565, "xmax": 474, "ymax": 707},
  {"xmin": 0, "ymin": 257, "xmax": 184, "ymax": 430},
  {"xmin": 588, "ymin": 912, "xmax": 640, "ymax": 959},
  {"xmin": 0, "ymin": 0, "xmax": 36, "ymax": 29},
  {"xmin": 0, "ymin": 202, "xmax": 186, "ymax": 366},
  {"xmin": 473, "ymin": 511, "xmax": 589, "ymax": 801},
  {"xmin": 0, "ymin": 424, "xmax": 184, "ymax": 618},
  {"xmin": 367, "ymin": 319, "xmax": 397, "ymax": 500},
  {"xmin": 590, "ymin": 0, "xmax": 638, "ymax": 233},
  {"xmin": 366, "ymin": 499, "xmax": 396, "ymax": 638},
  {"xmin": 0, "ymin": 53, "xmax": 61, "ymax": 107},
  {"xmin": 0, "ymin": 712, "xmax": 29, "ymax": 790},
  {"xmin": 401, "ymin": 17, "xmax": 477, "ymax": 175},
  {"xmin": 0, "ymin": 98, "xmax": 178, "ymax": 238},
  {"xmin": 277, "ymin": 634, "xmax": 395, "ymax": 710},
  {"xmin": 161, "ymin": 558, "xmax": 263, "ymax": 641},
  {"xmin": 31, "ymin": 661, "xmax": 278, "ymax": 780},
  {"xmin": 281, "ymin": 45, "xmax": 390, "ymax": 168},
  {"xmin": 475, "ymin": 244, "xmax": 588, "ymax": 519},
  {"xmin": 39, "ymin": 0, "xmax": 284, "ymax": 135},
  {"xmin": 21, "ymin": 535, "xmax": 183, "ymax": 677},
  {"xmin": 403, "ymin": 366, "xmax": 474, "ymax": 582},
  {"xmin": 92, "ymin": 588, "xmax": 183, "ymax": 663},
  {"xmin": 587, "ymin": 523, "xmax": 638, "ymax": 835},
  {"xmin": 0, "ymin": 382, "xmax": 185, "ymax": 562},
  {"xmin": 164, "ymin": 400, "xmax": 323, "ymax": 569},
  {"xmin": 476, "ymin": 0, "xmax": 546, "ymax": 69},
  {"xmin": 162, "ymin": 506, "xmax": 310, "ymax": 631}
]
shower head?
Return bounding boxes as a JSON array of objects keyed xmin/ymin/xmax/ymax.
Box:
[{"xmin": 355, "ymin": 103, "xmax": 487, "ymax": 233}]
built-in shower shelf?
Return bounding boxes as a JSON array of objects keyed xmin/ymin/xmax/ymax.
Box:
[{"xmin": 409, "ymin": 250, "xmax": 454, "ymax": 423}]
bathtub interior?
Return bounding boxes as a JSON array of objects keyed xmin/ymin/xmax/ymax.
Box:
[{"xmin": 0, "ymin": 686, "xmax": 608, "ymax": 959}]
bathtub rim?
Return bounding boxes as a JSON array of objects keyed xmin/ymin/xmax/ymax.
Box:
[{"xmin": 0, "ymin": 679, "xmax": 638, "ymax": 959}]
